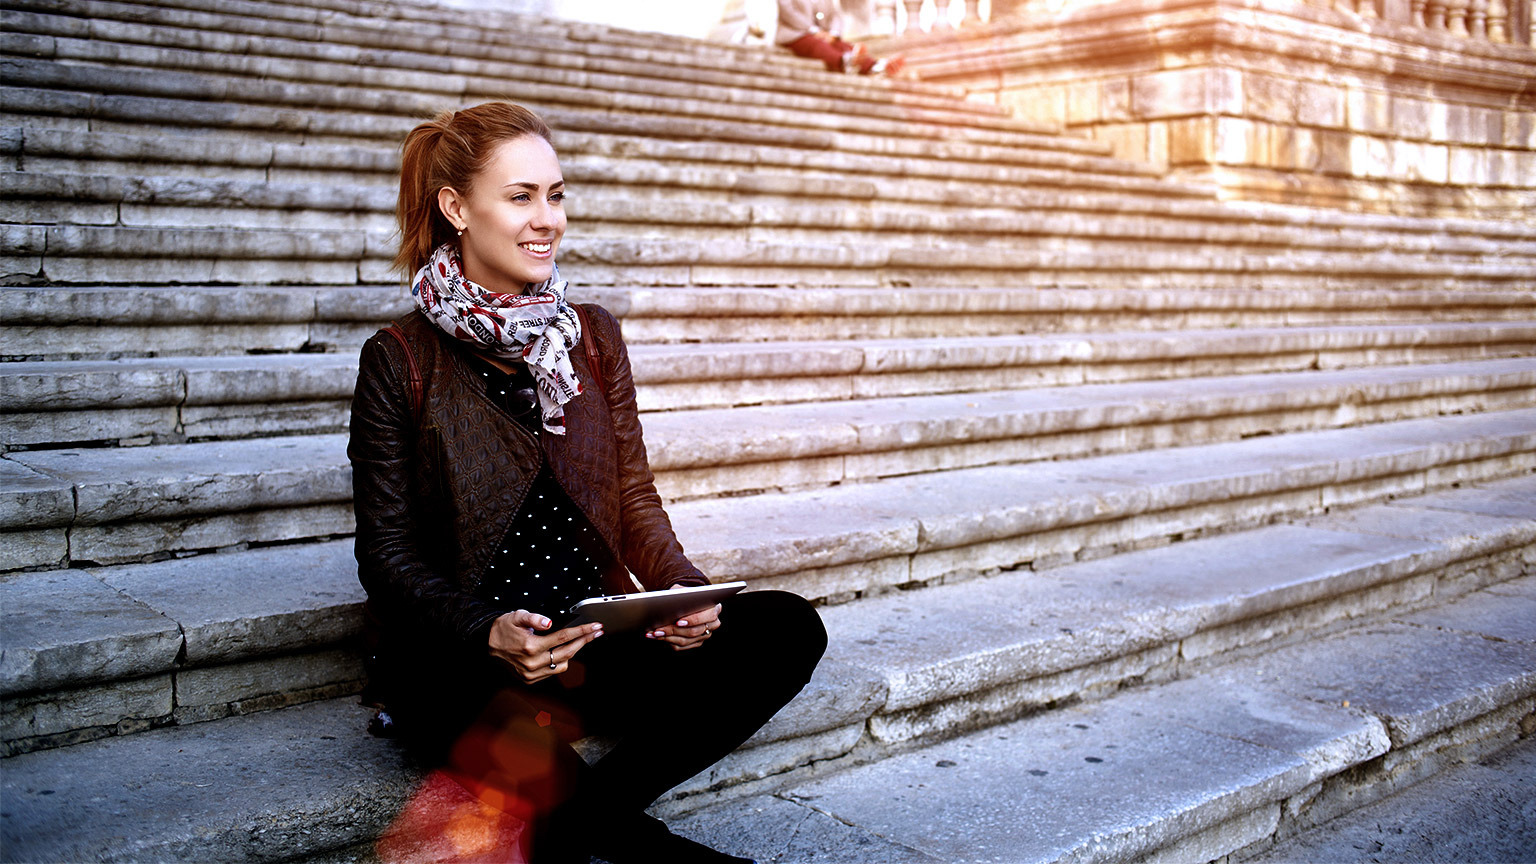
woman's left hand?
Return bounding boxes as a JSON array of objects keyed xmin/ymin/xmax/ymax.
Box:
[{"xmin": 645, "ymin": 588, "xmax": 722, "ymax": 651}]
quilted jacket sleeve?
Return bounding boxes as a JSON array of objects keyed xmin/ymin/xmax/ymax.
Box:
[
  {"xmin": 349, "ymin": 333, "xmax": 503, "ymax": 648},
  {"xmin": 585, "ymin": 306, "xmax": 710, "ymax": 591}
]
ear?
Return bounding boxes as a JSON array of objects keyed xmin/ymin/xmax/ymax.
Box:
[{"xmin": 437, "ymin": 187, "xmax": 466, "ymax": 231}]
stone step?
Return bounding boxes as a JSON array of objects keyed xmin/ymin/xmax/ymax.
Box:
[
  {"xmin": 5, "ymin": 132, "xmax": 1531, "ymax": 253},
  {"xmin": 11, "ymin": 171, "xmax": 1533, "ymax": 266},
  {"xmin": 3, "ymin": 0, "xmax": 998, "ymax": 113},
  {"xmin": 17, "ymin": 355, "xmax": 1535, "ymax": 511},
  {"xmin": 642, "ymin": 358, "xmax": 1536, "ymax": 501},
  {"xmin": 671, "ymin": 408, "xmax": 1536, "ymax": 600},
  {"xmin": 600, "ymin": 287, "xmax": 1536, "ymax": 345},
  {"xmin": 0, "ymin": 433, "xmax": 354, "ymax": 571},
  {"xmin": 0, "ymin": 9, "xmax": 1060, "ymax": 143},
  {"xmin": 7, "ymin": 222, "xmax": 1532, "ymax": 289},
  {"xmin": 6, "ymin": 285, "xmax": 1534, "ymax": 360},
  {"xmin": 0, "ymin": 284, "xmax": 409, "ymax": 361},
  {"xmin": 1, "ymin": 122, "xmax": 1212, "ymax": 203},
  {"xmin": 0, "ymin": 540, "xmax": 364, "ymax": 756},
  {"xmin": 4, "ymin": 389, "xmax": 1532, "ymax": 575},
  {"xmin": 6, "ymin": 327, "xmax": 1534, "ymax": 447},
  {"xmin": 1, "ymin": 352, "xmax": 359, "ymax": 446},
  {"xmin": 8, "ymin": 486, "xmax": 1503, "ymax": 770},
  {"xmin": 1242, "ymin": 733, "xmax": 1536, "ymax": 864},
  {"xmin": 630, "ymin": 326, "xmax": 1536, "ymax": 410},
  {"xmin": 3, "ymin": 476, "xmax": 1531, "ymax": 860},
  {"xmin": 9, "ymin": 124, "xmax": 1529, "ymax": 250},
  {"xmin": 790, "ymin": 475, "xmax": 1536, "ymax": 750},
  {"xmin": 671, "ymin": 565, "xmax": 1536, "ymax": 862},
  {"xmin": 0, "ymin": 57, "xmax": 1138, "ymax": 178}
]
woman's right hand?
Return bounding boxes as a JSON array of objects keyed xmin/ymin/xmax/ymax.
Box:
[{"xmin": 487, "ymin": 610, "xmax": 603, "ymax": 683}]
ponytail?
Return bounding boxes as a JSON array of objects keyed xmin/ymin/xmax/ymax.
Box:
[{"xmin": 393, "ymin": 103, "xmax": 555, "ymax": 278}]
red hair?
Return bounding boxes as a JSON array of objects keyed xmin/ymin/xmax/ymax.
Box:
[{"xmin": 393, "ymin": 102, "xmax": 555, "ymax": 277}]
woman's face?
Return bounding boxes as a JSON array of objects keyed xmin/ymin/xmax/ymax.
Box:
[{"xmin": 437, "ymin": 135, "xmax": 566, "ymax": 293}]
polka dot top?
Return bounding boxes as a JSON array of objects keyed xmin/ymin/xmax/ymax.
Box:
[{"xmin": 464, "ymin": 352, "xmax": 605, "ymax": 621}]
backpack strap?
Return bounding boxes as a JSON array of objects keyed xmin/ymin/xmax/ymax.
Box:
[
  {"xmin": 572, "ymin": 303, "xmax": 605, "ymax": 396},
  {"xmin": 363, "ymin": 322, "xmax": 421, "ymax": 736},
  {"xmin": 380, "ymin": 323, "xmax": 423, "ymax": 421}
]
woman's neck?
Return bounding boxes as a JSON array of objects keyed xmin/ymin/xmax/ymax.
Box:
[{"xmin": 478, "ymin": 353, "xmax": 518, "ymax": 375}]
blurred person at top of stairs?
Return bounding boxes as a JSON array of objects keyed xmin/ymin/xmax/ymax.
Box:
[
  {"xmin": 777, "ymin": 0, "xmax": 905, "ymax": 75},
  {"xmin": 348, "ymin": 101, "xmax": 825, "ymax": 864}
]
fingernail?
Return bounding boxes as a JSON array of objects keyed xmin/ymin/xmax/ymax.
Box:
[
  {"xmin": 540, "ymin": 618, "xmax": 550, "ymax": 628},
  {"xmin": 677, "ymin": 619, "xmax": 688, "ymax": 626}
]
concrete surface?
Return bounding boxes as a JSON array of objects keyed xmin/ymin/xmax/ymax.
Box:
[
  {"xmin": 0, "ymin": 568, "xmax": 181, "ymax": 697},
  {"xmin": 1221, "ymin": 623, "xmax": 1536, "ymax": 748},
  {"xmin": 668, "ymin": 587, "xmax": 1536, "ymax": 864},
  {"xmin": 0, "ymin": 698, "xmax": 413, "ymax": 864},
  {"xmin": 89, "ymin": 540, "xmax": 363, "ymax": 667},
  {"xmin": 6, "ymin": 592, "xmax": 1531, "ymax": 864},
  {"xmin": 7, "ymin": 472, "xmax": 1532, "ymax": 763},
  {"xmin": 1244, "ymin": 733, "xmax": 1536, "ymax": 864}
]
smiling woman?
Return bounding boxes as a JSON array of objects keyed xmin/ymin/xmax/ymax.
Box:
[
  {"xmin": 436, "ymin": 136, "xmax": 566, "ymax": 292},
  {"xmin": 348, "ymin": 102, "xmax": 826, "ymax": 863}
]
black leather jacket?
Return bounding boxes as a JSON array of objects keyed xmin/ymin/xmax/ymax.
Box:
[{"xmin": 348, "ymin": 307, "xmax": 707, "ymax": 653}]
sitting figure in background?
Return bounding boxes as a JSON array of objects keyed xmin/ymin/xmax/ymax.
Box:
[{"xmin": 777, "ymin": 0, "xmax": 904, "ymax": 76}]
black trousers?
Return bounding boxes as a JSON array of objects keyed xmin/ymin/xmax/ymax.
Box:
[{"xmin": 390, "ymin": 590, "xmax": 827, "ymax": 860}]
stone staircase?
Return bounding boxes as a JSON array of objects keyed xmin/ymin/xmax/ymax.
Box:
[{"xmin": 2, "ymin": 0, "xmax": 1535, "ymax": 859}]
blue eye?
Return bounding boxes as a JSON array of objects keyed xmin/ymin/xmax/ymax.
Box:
[{"xmin": 550, "ymin": 192, "xmax": 565, "ymax": 204}]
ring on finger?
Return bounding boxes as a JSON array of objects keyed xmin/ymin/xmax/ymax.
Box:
[{"xmin": 549, "ymin": 650, "xmax": 557, "ymax": 670}]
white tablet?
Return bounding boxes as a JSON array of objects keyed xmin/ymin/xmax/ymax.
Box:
[{"xmin": 548, "ymin": 582, "xmax": 746, "ymax": 633}]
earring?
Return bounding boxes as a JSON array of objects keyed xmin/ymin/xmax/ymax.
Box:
[{"xmin": 456, "ymin": 227, "xmax": 464, "ymax": 237}]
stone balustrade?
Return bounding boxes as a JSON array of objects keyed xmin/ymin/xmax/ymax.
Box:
[
  {"xmin": 899, "ymin": 0, "xmax": 1534, "ymax": 41},
  {"xmin": 1309, "ymin": 0, "xmax": 1535, "ymax": 43},
  {"xmin": 879, "ymin": 0, "xmax": 989, "ymax": 34}
]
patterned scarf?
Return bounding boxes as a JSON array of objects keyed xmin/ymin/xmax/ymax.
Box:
[{"xmin": 411, "ymin": 243, "xmax": 582, "ymax": 435}]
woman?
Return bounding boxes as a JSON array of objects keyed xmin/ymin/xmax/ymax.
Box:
[{"xmin": 349, "ymin": 102, "xmax": 827, "ymax": 863}]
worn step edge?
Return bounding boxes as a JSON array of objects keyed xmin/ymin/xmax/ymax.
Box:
[
  {"xmin": 818, "ymin": 478, "xmax": 1536, "ymax": 746},
  {"xmin": 10, "ymin": 171, "xmax": 1533, "ymax": 260},
  {"xmin": 672, "ymin": 408, "xmax": 1536, "ymax": 591},
  {"xmin": 3, "ymin": 453, "xmax": 1531, "ymax": 723},
  {"xmin": 12, "ymin": 299, "xmax": 1536, "ymax": 360},
  {"xmin": 5, "ymin": 0, "xmax": 1003, "ymax": 112},
  {"xmin": 4, "ymin": 285, "xmax": 1533, "ymax": 329},
  {"xmin": 4, "ymin": 406, "xmax": 1534, "ymax": 572},
  {"xmin": 1, "ymin": 125, "xmax": 1216, "ymax": 204},
  {"xmin": 0, "ymin": 67, "xmax": 1142, "ymax": 179},
  {"xmin": 9, "ymin": 350, "xmax": 1536, "ymax": 451},
  {"xmin": 2, "ymin": 22, "xmax": 1062, "ymax": 142},
  {"xmin": 7, "ymin": 227, "xmax": 1533, "ymax": 283},
  {"xmin": 670, "ymin": 570, "xmax": 1536, "ymax": 862},
  {"xmin": 3, "ymin": 375, "xmax": 1532, "ymax": 540},
  {"xmin": 644, "ymin": 362, "xmax": 1536, "ymax": 500},
  {"xmin": 1, "ymin": 481, "xmax": 1530, "ymax": 862},
  {"xmin": 0, "ymin": 538, "xmax": 366, "ymax": 754},
  {"xmin": 6, "ymin": 324, "xmax": 1532, "ymax": 409},
  {"xmin": 5, "ymin": 335, "xmax": 1533, "ymax": 447}
]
